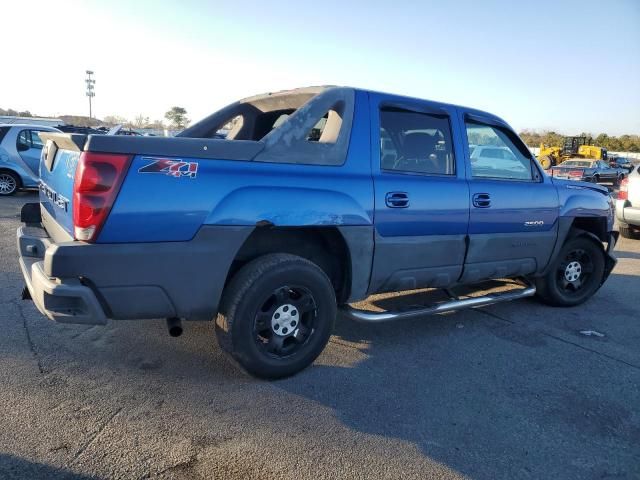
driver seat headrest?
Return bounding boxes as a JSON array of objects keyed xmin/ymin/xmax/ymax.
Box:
[{"xmin": 403, "ymin": 132, "xmax": 437, "ymax": 158}]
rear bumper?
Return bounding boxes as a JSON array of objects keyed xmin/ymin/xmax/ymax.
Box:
[
  {"xmin": 19, "ymin": 242, "xmax": 108, "ymax": 324},
  {"xmin": 17, "ymin": 211, "xmax": 252, "ymax": 325},
  {"xmin": 616, "ymin": 199, "xmax": 640, "ymax": 227}
]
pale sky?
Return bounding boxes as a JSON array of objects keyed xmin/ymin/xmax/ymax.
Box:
[{"xmin": 2, "ymin": 0, "xmax": 639, "ymax": 135}]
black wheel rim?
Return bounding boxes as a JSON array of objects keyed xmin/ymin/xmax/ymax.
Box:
[
  {"xmin": 253, "ymin": 285, "xmax": 317, "ymax": 358},
  {"xmin": 557, "ymin": 248, "xmax": 595, "ymax": 294}
]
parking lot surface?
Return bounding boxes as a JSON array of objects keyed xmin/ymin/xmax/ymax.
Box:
[{"xmin": 1, "ymin": 192, "xmax": 639, "ymax": 480}]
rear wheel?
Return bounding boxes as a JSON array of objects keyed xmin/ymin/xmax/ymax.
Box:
[
  {"xmin": 535, "ymin": 236, "xmax": 605, "ymax": 307},
  {"xmin": 614, "ymin": 174, "xmax": 623, "ymax": 187},
  {"xmin": 215, "ymin": 254, "xmax": 336, "ymax": 379},
  {"xmin": 593, "ymin": 174, "xmax": 600, "ymax": 183},
  {"xmin": 619, "ymin": 223, "xmax": 639, "ymax": 240},
  {"xmin": 0, "ymin": 171, "xmax": 19, "ymax": 196}
]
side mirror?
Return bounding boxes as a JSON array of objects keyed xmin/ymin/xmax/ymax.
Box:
[{"xmin": 16, "ymin": 142, "xmax": 30, "ymax": 152}]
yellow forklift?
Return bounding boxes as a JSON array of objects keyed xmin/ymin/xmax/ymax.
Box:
[{"xmin": 538, "ymin": 136, "xmax": 608, "ymax": 169}]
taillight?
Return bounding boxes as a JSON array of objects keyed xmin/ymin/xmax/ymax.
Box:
[
  {"xmin": 73, "ymin": 152, "xmax": 131, "ymax": 242},
  {"xmin": 618, "ymin": 177, "xmax": 629, "ymax": 201},
  {"xmin": 569, "ymin": 170, "xmax": 583, "ymax": 177}
]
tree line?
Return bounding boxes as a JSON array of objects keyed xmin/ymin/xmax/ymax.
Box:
[
  {"xmin": 0, "ymin": 107, "xmax": 35, "ymax": 117},
  {"xmin": 1, "ymin": 106, "xmax": 190, "ymax": 130},
  {"xmin": 519, "ymin": 130, "xmax": 640, "ymax": 152}
]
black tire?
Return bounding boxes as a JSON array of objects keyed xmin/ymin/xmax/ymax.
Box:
[
  {"xmin": 535, "ymin": 235, "xmax": 606, "ymax": 307},
  {"xmin": 0, "ymin": 171, "xmax": 20, "ymax": 196},
  {"xmin": 619, "ymin": 223, "xmax": 639, "ymax": 240},
  {"xmin": 215, "ymin": 253, "xmax": 336, "ymax": 379},
  {"xmin": 593, "ymin": 174, "xmax": 600, "ymax": 183},
  {"xmin": 540, "ymin": 156, "xmax": 554, "ymax": 170},
  {"xmin": 614, "ymin": 175, "xmax": 623, "ymax": 187}
]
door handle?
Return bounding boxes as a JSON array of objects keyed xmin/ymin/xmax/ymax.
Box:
[
  {"xmin": 472, "ymin": 193, "xmax": 491, "ymax": 208},
  {"xmin": 385, "ymin": 192, "xmax": 409, "ymax": 208}
]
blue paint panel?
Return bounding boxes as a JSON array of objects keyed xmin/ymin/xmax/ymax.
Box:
[
  {"xmin": 467, "ymin": 179, "xmax": 559, "ymax": 234},
  {"xmin": 554, "ymin": 178, "xmax": 614, "ymax": 231},
  {"xmin": 98, "ymin": 90, "xmax": 374, "ymax": 243}
]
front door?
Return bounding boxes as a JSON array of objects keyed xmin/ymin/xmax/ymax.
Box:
[
  {"xmin": 369, "ymin": 94, "xmax": 469, "ymax": 293},
  {"xmin": 460, "ymin": 114, "xmax": 559, "ymax": 283}
]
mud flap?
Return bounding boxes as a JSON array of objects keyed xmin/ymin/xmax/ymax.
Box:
[
  {"xmin": 22, "ymin": 286, "xmax": 32, "ymax": 300},
  {"xmin": 603, "ymin": 231, "xmax": 619, "ymax": 282}
]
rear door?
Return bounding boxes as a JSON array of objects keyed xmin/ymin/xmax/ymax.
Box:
[
  {"xmin": 16, "ymin": 129, "xmax": 46, "ymax": 176},
  {"xmin": 369, "ymin": 93, "xmax": 469, "ymax": 293},
  {"xmin": 459, "ymin": 112, "xmax": 559, "ymax": 283}
]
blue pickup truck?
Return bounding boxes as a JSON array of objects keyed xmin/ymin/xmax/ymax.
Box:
[{"xmin": 17, "ymin": 86, "xmax": 618, "ymax": 378}]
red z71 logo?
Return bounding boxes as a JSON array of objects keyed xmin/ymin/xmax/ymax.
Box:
[{"xmin": 138, "ymin": 157, "xmax": 198, "ymax": 178}]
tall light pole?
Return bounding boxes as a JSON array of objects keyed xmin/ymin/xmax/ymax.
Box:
[{"xmin": 85, "ymin": 70, "xmax": 95, "ymax": 119}]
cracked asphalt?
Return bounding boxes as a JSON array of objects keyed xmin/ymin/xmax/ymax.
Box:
[{"xmin": 1, "ymin": 192, "xmax": 639, "ymax": 479}]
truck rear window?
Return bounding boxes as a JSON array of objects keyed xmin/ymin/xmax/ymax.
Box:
[{"xmin": 180, "ymin": 87, "xmax": 355, "ymax": 167}]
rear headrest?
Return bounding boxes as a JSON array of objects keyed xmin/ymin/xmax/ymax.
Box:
[
  {"xmin": 403, "ymin": 132, "xmax": 436, "ymax": 158},
  {"xmin": 319, "ymin": 109, "xmax": 343, "ymax": 144}
]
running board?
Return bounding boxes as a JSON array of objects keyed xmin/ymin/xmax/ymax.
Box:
[{"xmin": 341, "ymin": 282, "xmax": 536, "ymax": 323}]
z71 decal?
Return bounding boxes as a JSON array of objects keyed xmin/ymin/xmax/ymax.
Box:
[{"xmin": 138, "ymin": 157, "xmax": 198, "ymax": 178}]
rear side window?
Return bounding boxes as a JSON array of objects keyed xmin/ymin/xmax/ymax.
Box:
[
  {"xmin": 16, "ymin": 129, "xmax": 45, "ymax": 150},
  {"xmin": 379, "ymin": 108, "xmax": 455, "ymax": 175},
  {"xmin": 466, "ymin": 122, "xmax": 535, "ymax": 181},
  {"xmin": 17, "ymin": 130, "xmax": 30, "ymax": 147}
]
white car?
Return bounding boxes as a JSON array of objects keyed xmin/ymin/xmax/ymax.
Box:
[
  {"xmin": 470, "ymin": 145, "xmax": 530, "ymax": 179},
  {"xmin": 616, "ymin": 165, "xmax": 640, "ymax": 239},
  {"xmin": 0, "ymin": 124, "xmax": 61, "ymax": 195}
]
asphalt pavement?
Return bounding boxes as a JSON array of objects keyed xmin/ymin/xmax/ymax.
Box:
[{"xmin": 1, "ymin": 192, "xmax": 639, "ymax": 479}]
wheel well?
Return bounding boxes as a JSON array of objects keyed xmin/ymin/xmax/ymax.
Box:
[
  {"xmin": 0, "ymin": 168, "xmax": 22, "ymax": 187},
  {"xmin": 571, "ymin": 217, "xmax": 607, "ymax": 242},
  {"xmin": 228, "ymin": 226, "xmax": 352, "ymax": 303}
]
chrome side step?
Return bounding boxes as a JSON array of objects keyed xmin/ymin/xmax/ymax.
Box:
[{"xmin": 341, "ymin": 282, "xmax": 536, "ymax": 323}]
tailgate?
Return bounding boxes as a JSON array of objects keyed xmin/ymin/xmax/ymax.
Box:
[{"xmin": 38, "ymin": 133, "xmax": 87, "ymax": 237}]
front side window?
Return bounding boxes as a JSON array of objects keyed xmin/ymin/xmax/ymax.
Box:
[
  {"xmin": 380, "ymin": 108, "xmax": 455, "ymax": 175},
  {"xmin": 466, "ymin": 122, "xmax": 534, "ymax": 180}
]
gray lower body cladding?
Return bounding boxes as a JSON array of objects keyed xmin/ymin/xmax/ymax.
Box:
[{"xmin": 18, "ymin": 225, "xmax": 253, "ymax": 323}]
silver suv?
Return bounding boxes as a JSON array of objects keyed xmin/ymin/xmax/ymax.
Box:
[{"xmin": 616, "ymin": 165, "xmax": 640, "ymax": 238}]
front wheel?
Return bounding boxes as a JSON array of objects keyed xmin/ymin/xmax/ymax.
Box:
[
  {"xmin": 215, "ymin": 254, "xmax": 336, "ymax": 379},
  {"xmin": 535, "ymin": 236, "xmax": 606, "ymax": 307},
  {"xmin": 619, "ymin": 223, "xmax": 639, "ymax": 240}
]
